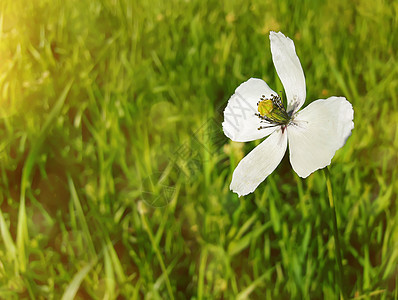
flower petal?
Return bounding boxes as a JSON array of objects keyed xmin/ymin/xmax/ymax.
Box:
[
  {"xmin": 287, "ymin": 96, "xmax": 354, "ymax": 178},
  {"xmin": 270, "ymin": 31, "xmax": 306, "ymax": 114},
  {"xmin": 223, "ymin": 78, "xmax": 279, "ymax": 142},
  {"xmin": 230, "ymin": 129, "xmax": 287, "ymax": 196}
]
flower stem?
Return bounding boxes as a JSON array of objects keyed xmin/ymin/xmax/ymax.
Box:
[{"xmin": 323, "ymin": 167, "xmax": 347, "ymax": 299}]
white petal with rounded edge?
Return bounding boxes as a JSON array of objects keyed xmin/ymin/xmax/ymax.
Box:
[
  {"xmin": 223, "ymin": 78, "xmax": 279, "ymax": 142},
  {"xmin": 230, "ymin": 129, "xmax": 287, "ymax": 196},
  {"xmin": 270, "ymin": 31, "xmax": 306, "ymax": 114},
  {"xmin": 287, "ymin": 96, "xmax": 354, "ymax": 178}
]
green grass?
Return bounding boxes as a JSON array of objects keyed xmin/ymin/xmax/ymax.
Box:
[{"xmin": 0, "ymin": 0, "xmax": 397, "ymax": 298}]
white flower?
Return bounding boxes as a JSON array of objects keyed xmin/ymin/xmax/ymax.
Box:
[{"xmin": 223, "ymin": 31, "xmax": 354, "ymax": 197}]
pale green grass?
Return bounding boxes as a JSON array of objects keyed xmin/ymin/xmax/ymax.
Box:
[{"xmin": 0, "ymin": 0, "xmax": 397, "ymax": 299}]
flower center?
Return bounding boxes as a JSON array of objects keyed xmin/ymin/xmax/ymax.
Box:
[{"xmin": 255, "ymin": 94, "xmax": 290, "ymax": 130}]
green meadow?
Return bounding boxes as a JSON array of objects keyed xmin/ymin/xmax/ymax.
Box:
[{"xmin": 0, "ymin": 0, "xmax": 397, "ymax": 298}]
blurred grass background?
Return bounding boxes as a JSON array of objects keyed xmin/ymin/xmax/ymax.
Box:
[{"xmin": 0, "ymin": 0, "xmax": 397, "ymax": 298}]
